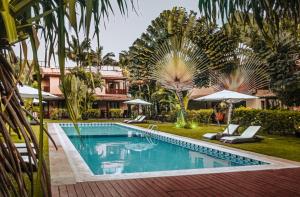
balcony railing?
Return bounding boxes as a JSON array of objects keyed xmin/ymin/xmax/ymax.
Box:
[{"xmin": 105, "ymin": 89, "xmax": 126, "ymax": 94}]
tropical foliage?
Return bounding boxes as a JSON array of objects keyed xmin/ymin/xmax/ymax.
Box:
[
  {"xmin": 0, "ymin": 0, "xmax": 133, "ymax": 196},
  {"xmin": 198, "ymin": 2, "xmax": 300, "ymax": 106},
  {"xmin": 198, "ymin": 0, "xmax": 300, "ymax": 40},
  {"xmin": 124, "ymin": 7, "xmax": 237, "ymax": 123}
]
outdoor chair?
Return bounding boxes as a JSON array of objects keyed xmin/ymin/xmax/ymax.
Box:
[
  {"xmin": 203, "ymin": 124, "xmax": 239, "ymax": 140},
  {"xmin": 4, "ymin": 143, "xmax": 36, "ymax": 156},
  {"xmin": 220, "ymin": 126, "xmax": 262, "ymax": 144},
  {"xmin": 127, "ymin": 115, "xmax": 146, "ymax": 124},
  {"xmin": 21, "ymin": 156, "xmax": 37, "ymax": 171},
  {"xmin": 123, "ymin": 115, "xmax": 142, "ymax": 123}
]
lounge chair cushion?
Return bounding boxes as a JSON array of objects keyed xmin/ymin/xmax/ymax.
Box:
[
  {"xmin": 127, "ymin": 116, "xmax": 146, "ymax": 123},
  {"xmin": 203, "ymin": 133, "xmax": 218, "ymax": 140},
  {"xmin": 220, "ymin": 126, "xmax": 261, "ymax": 143},
  {"xmin": 203, "ymin": 124, "xmax": 239, "ymax": 140}
]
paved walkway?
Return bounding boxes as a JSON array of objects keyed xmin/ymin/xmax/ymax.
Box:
[{"xmin": 52, "ymin": 167, "xmax": 300, "ymax": 197}]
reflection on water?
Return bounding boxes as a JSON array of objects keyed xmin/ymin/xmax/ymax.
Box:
[{"xmin": 69, "ymin": 133, "xmax": 234, "ymax": 175}]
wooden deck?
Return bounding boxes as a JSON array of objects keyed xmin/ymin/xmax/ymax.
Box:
[{"xmin": 52, "ymin": 168, "xmax": 300, "ymax": 197}]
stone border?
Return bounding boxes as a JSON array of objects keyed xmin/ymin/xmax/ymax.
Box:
[{"xmin": 49, "ymin": 122, "xmax": 300, "ymax": 184}]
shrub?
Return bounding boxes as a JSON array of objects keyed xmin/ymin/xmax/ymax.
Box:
[
  {"xmin": 82, "ymin": 109, "xmax": 100, "ymax": 119},
  {"xmin": 109, "ymin": 108, "xmax": 123, "ymax": 118},
  {"xmin": 86, "ymin": 109, "xmax": 100, "ymax": 119},
  {"xmin": 232, "ymin": 107, "xmax": 300, "ymax": 135},
  {"xmin": 49, "ymin": 108, "xmax": 69, "ymax": 119},
  {"xmin": 187, "ymin": 109, "xmax": 213, "ymax": 124},
  {"xmin": 50, "ymin": 108, "xmax": 59, "ymax": 120}
]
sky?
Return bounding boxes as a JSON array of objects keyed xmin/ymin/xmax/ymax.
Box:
[
  {"xmin": 98, "ymin": 0, "xmax": 199, "ymax": 57},
  {"xmin": 14, "ymin": 0, "xmax": 200, "ymax": 67}
]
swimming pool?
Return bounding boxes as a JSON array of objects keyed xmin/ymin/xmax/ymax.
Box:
[{"xmin": 60, "ymin": 123, "xmax": 267, "ymax": 176}]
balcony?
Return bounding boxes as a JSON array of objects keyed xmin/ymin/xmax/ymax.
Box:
[
  {"xmin": 43, "ymin": 86, "xmax": 50, "ymax": 92},
  {"xmin": 105, "ymin": 88, "xmax": 126, "ymax": 94}
]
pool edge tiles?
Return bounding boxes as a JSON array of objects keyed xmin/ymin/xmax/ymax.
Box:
[
  {"xmin": 61, "ymin": 123, "xmax": 267, "ymax": 166},
  {"xmin": 49, "ymin": 122, "xmax": 300, "ymax": 183}
]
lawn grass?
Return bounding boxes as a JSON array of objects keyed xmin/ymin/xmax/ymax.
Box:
[
  {"xmin": 8, "ymin": 124, "xmax": 49, "ymax": 195},
  {"xmin": 45, "ymin": 119, "xmax": 300, "ymax": 162},
  {"xmin": 136, "ymin": 123, "xmax": 300, "ymax": 162}
]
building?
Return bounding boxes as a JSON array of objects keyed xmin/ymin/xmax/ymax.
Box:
[
  {"xmin": 39, "ymin": 66, "xmax": 130, "ymax": 118},
  {"xmin": 188, "ymin": 87, "xmax": 280, "ymax": 110}
]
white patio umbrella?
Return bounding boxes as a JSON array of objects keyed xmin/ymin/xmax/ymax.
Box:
[
  {"xmin": 124, "ymin": 99, "xmax": 152, "ymax": 105},
  {"xmin": 194, "ymin": 90, "xmax": 258, "ymax": 124},
  {"xmin": 124, "ymin": 99, "xmax": 152, "ymax": 115},
  {"xmin": 17, "ymin": 85, "xmax": 57, "ymax": 99},
  {"xmin": 32, "ymin": 98, "xmax": 47, "ymax": 104}
]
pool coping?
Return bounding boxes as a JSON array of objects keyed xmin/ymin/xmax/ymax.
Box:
[{"xmin": 48, "ymin": 122, "xmax": 300, "ymax": 184}]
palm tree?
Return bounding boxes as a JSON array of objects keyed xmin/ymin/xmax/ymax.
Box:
[
  {"xmin": 150, "ymin": 37, "xmax": 209, "ymax": 126},
  {"xmin": 91, "ymin": 46, "xmax": 117, "ymax": 71},
  {"xmin": 198, "ymin": 0, "xmax": 300, "ymax": 40},
  {"xmin": 0, "ymin": 0, "xmax": 134, "ymax": 196},
  {"xmin": 66, "ymin": 36, "xmax": 91, "ymax": 67},
  {"xmin": 126, "ymin": 7, "xmax": 235, "ymax": 126}
]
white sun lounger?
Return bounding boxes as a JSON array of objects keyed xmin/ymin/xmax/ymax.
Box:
[
  {"xmin": 4, "ymin": 143, "xmax": 34, "ymax": 148},
  {"xmin": 127, "ymin": 115, "xmax": 146, "ymax": 124},
  {"xmin": 21, "ymin": 156, "xmax": 37, "ymax": 171},
  {"xmin": 17, "ymin": 148, "xmax": 37, "ymax": 156},
  {"xmin": 124, "ymin": 115, "xmax": 142, "ymax": 123},
  {"xmin": 203, "ymin": 124, "xmax": 239, "ymax": 140},
  {"xmin": 220, "ymin": 126, "xmax": 262, "ymax": 144}
]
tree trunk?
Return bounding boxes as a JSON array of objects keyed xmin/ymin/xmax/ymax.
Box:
[{"xmin": 175, "ymin": 90, "xmax": 187, "ymax": 124}]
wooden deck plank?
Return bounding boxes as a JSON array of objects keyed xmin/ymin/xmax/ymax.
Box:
[
  {"xmin": 141, "ymin": 178, "xmax": 170, "ymax": 197},
  {"xmin": 126, "ymin": 179, "xmax": 153, "ymax": 197},
  {"xmin": 54, "ymin": 168, "xmax": 300, "ymax": 197},
  {"xmin": 103, "ymin": 181, "xmax": 121, "ymax": 197},
  {"xmin": 51, "ymin": 186, "xmax": 60, "ymax": 197},
  {"xmin": 58, "ymin": 185, "xmax": 69, "ymax": 197},
  {"xmin": 66, "ymin": 184, "xmax": 77, "ymax": 197},
  {"xmin": 114, "ymin": 180, "xmax": 139, "ymax": 197},
  {"xmin": 95, "ymin": 181, "xmax": 113, "ymax": 197},
  {"xmin": 109, "ymin": 181, "xmax": 130, "ymax": 197},
  {"xmin": 81, "ymin": 182, "xmax": 94, "ymax": 197},
  {"xmin": 89, "ymin": 182, "xmax": 104, "ymax": 197},
  {"xmin": 73, "ymin": 183, "xmax": 85, "ymax": 197},
  {"xmin": 241, "ymin": 171, "xmax": 300, "ymax": 194},
  {"xmin": 135, "ymin": 178, "xmax": 165, "ymax": 196}
]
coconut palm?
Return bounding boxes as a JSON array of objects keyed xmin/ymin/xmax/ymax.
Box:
[
  {"xmin": 66, "ymin": 36, "xmax": 91, "ymax": 67},
  {"xmin": 198, "ymin": 0, "xmax": 300, "ymax": 40},
  {"xmin": 91, "ymin": 47, "xmax": 117, "ymax": 71},
  {"xmin": 0, "ymin": 0, "xmax": 134, "ymax": 196}
]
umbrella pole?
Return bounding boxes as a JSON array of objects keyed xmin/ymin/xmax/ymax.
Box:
[{"xmin": 227, "ymin": 102, "xmax": 233, "ymax": 125}]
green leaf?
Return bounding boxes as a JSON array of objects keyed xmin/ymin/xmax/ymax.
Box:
[{"xmin": 1, "ymin": 0, "xmax": 18, "ymax": 44}]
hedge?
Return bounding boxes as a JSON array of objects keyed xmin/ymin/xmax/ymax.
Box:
[
  {"xmin": 187, "ymin": 109, "xmax": 213, "ymax": 124},
  {"xmin": 164, "ymin": 109, "xmax": 213, "ymax": 123},
  {"xmin": 109, "ymin": 108, "xmax": 123, "ymax": 118},
  {"xmin": 50, "ymin": 108, "xmax": 100, "ymax": 120},
  {"xmin": 232, "ymin": 108, "xmax": 300, "ymax": 135},
  {"xmin": 49, "ymin": 108, "xmax": 69, "ymax": 120}
]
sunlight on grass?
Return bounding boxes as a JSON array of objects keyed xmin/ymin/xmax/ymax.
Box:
[{"xmin": 136, "ymin": 122, "xmax": 300, "ymax": 162}]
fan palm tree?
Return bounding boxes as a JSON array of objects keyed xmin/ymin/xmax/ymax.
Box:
[
  {"xmin": 210, "ymin": 46, "xmax": 270, "ymax": 94},
  {"xmin": 150, "ymin": 37, "xmax": 209, "ymax": 126},
  {"xmin": 126, "ymin": 7, "xmax": 236, "ymax": 126},
  {"xmin": 0, "ymin": 0, "xmax": 134, "ymax": 196}
]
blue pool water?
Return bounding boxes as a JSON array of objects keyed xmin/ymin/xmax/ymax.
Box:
[{"xmin": 61, "ymin": 124, "xmax": 266, "ymax": 175}]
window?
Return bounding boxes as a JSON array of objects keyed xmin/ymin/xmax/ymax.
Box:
[{"xmin": 109, "ymin": 102, "xmax": 119, "ymax": 109}]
